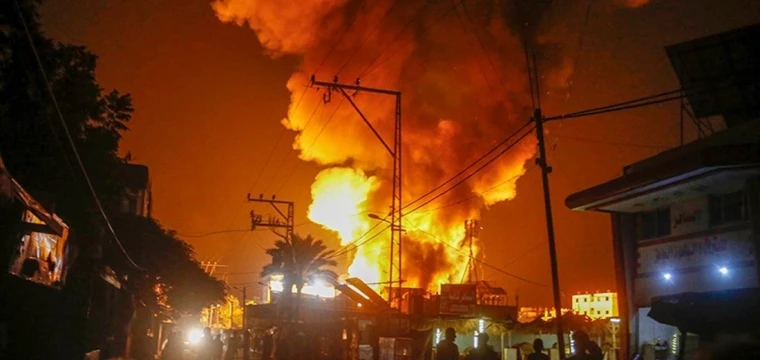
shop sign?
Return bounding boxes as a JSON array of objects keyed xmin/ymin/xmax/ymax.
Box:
[
  {"xmin": 638, "ymin": 229, "xmax": 753, "ymax": 274},
  {"xmin": 440, "ymin": 283, "xmax": 477, "ymax": 315}
]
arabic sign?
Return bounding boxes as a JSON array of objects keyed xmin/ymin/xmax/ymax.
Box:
[
  {"xmin": 440, "ymin": 284, "xmax": 477, "ymax": 315},
  {"xmin": 637, "ymin": 228, "xmax": 754, "ymax": 274},
  {"xmin": 670, "ymin": 197, "xmax": 707, "ymax": 236}
]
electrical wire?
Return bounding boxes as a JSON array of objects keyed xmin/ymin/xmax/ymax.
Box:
[
  {"xmin": 546, "ymin": 81, "xmax": 735, "ymax": 122},
  {"xmin": 272, "ymin": 97, "xmax": 346, "ymax": 195},
  {"xmin": 262, "ymin": 99, "xmax": 323, "ymax": 194},
  {"xmin": 329, "ymin": 222, "xmax": 390, "ymax": 259},
  {"xmin": 405, "ymin": 124, "xmax": 536, "ymax": 216},
  {"xmin": 13, "ymin": 0, "xmax": 144, "ymax": 270},
  {"xmin": 403, "ymin": 121, "xmax": 533, "ymax": 211},
  {"xmin": 403, "ymin": 219, "xmax": 549, "ymax": 288},
  {"xmin": 412, "ymin": 173, "xmax": 523, "ymax": 215}
]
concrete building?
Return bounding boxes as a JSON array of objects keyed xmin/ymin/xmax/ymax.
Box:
[
  {"xmin": 572, "ymin": 292, "xmax": 619, "ymax": 320},
  {"xmin": 565, "ymin": 24, "xmax": 760, "ymax": 359}
]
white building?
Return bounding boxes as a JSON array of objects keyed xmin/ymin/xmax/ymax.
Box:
[{"xmin": 572, "ymin": 292, "xmax": 619, "ymax": 320}]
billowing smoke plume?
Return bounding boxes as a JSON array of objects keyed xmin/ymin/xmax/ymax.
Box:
[{"xmin": 212, "ymin": 0, "xmax": 645, "ymax": 290}]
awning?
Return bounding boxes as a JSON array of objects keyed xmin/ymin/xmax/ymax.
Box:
[
  {"xmin": 565, "ymin": 143, "xmax": 760, "ymax": 212},
  {"xmin": 648, "ymin": 288, "xmax": 760, "ymax": 334}
]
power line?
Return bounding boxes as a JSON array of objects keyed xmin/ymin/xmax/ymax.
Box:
[
  {"xmin": 405, "ymin": 124, "xmax": 536, "ymax": 216},
  {"xmin": 272, "ymin": 97, "xmax": 346, "ymax": 195},
  {"xmin": 12, "ymin": 0, "xmax": 144, "ymax": 270},
  {"xmin": 262, "ymin": 99, "xmax": 323, "ymax": 194},
  {"xmin": 178, "ymin": 222, "xmax": 312, "ymax": 238},
  {"xmin": 329, "ymin": 222, "xmax": 390, "ymax": 259},
  {"xmin": 403, "ymin": 219, "xmax": 549, "ymax": 288},
  {"xmin": 546, "ymin": 83, "xmax": 731, "ymax": 122},
  {"xmin": 412, "ymin": 173, "xmax": 523, "ymax": 215},
  {"xmin": 404, "ymin": 121, "xmax": 533, "ymax": 211}
]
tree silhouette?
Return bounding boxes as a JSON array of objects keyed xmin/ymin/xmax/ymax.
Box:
[
  {"xmin": 110, "ymin": 213, "xmax": 226, "ymax": 319},
  {"xmin": 261, "ymin": 234, "xmax": 338, "ymax": 320}
]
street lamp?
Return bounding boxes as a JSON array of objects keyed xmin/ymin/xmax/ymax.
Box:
[
  {"xmin": 608, "ymin": 318, "xmax": 621, "ymax": 352},
  {"xmin": 368, "ymin": 213, "xmax": 406, "ymax": 232}
]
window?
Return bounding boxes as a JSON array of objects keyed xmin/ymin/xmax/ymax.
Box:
[
  {"xmin": 584, "ymin": 299, "xmax": 588, "ymax": 303},
  {"xmin": 597, "ymin": 311, "xmax": 601, "ymax": 315},
  {"xmin": 709, "ymin": 191, "xmax": 746, "ymax": 226},
  {"xmin": 606, "ymin": 310, "xmax": 610, "ymax": 315},
  {"xmin": 640, "ymin": 207, "xmax": 671, "ymax": 240},
  {"xmin": 606, "ymin": 296, "xmax": 610, "ymax": 301},
  {"xmin": 575, "ymin": 298, "xmax": 579, "ymax": 303}
]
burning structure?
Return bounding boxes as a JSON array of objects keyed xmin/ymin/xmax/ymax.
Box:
[
  {"xmin": 211, "ymin": 0, "xmax": 557, "ymax": 293},
  {"xmin": 211, "ymin": 0, "xmax": 655, "ymax": 293}
]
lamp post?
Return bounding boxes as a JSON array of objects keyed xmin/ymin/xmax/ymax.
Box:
[{"xmin": 609, "ymin": 318, "xmax": 621, "ymax": 359}]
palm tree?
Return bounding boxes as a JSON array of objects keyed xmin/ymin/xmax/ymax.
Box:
[{"xmin": 260, "ymin": 233, "xmax": 338, "ymax": 320}]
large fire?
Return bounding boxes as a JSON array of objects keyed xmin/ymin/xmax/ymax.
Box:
[{"xmin": 211, "ymin": 0, "xmax": 638, "ymax": 291}]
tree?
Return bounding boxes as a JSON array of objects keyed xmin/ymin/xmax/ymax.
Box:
[
  {"xmin": 261, "ymin": 234, "xmax": 338, "ymax": 320},
  {"xmin": 110, "ymin": 213, "xmax": 226, "ymax": 319}
]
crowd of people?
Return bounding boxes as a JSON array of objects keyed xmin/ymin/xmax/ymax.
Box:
[
  {"xmin": 434, "ymin": 327, "xmax": 605, "ymax": 360},
  {"xmin": 159, "ymin": 327, "xmax": 252, "ymax": 360}
]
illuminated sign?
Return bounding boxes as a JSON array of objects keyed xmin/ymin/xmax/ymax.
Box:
[{"xmin": 638, "ymin": 228, "xmax": 753, "ymax": 274}]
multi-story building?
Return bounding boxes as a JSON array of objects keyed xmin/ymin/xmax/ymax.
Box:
[
  {"xmin": 565, "ymin": 24, "xmax": 760, "ymax": 359},
  {"xmin": 571, "ymin": 292, "xmax": 619, "ymax": 320}
]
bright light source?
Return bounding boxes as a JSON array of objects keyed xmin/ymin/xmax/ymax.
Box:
[
  {"xmin": 610, "ymin": 318, "xmax": 621, "ymax": 323},
  {"xmin": 357, "ymin": 302, "xmax": 363, "ymax": 308},
  {"xmin": 663, "ymin": 273, "xmax": 672, "ymax": 280},
  {"xmin": 719, "ymin": 266, "xmax": 729, "ymax": 275},
  {"xmin": 188, "ymin": 328, "xmax": 203, "ymax": 345}
]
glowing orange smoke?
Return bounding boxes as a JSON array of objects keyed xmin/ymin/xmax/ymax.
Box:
[{"xmin": 211, "ymin": 0, "xmax": 579, "ymax": 292}]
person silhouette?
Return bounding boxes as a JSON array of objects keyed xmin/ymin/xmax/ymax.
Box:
[
  {"xmin": 528, "ymin": 339, "xmax": 549, "ymax": 360},
  {"xmin": 436, "ymin": 328, "xmax": 459, "ymax": 360}
]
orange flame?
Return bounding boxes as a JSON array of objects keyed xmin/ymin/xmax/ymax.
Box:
[{"xmin": 212, "ymin": 0, "xmax": 576, "ymax": 292}]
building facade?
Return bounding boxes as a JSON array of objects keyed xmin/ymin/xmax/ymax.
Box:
[
  {"xmin": 566, "ymin": 24, "xmax": 760, "ymax": 359},
  {"xmin": 571, "ymin": 292, "xmax": 619, "ymax": 320}
]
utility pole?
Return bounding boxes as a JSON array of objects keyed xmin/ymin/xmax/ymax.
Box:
[
  {"xmin": 534, "ymin": 108, "xmax": 566, "ymax": 358},
  {"xmin": 311, "ymin": 76, "xmax": 403, "ymax": 306},
  {"xmin": 463, "ymin": 219, "xmax": 480, "ymax": 283},
  {"xmin": 247, "ymin": 194, "xmax": 295, "ymax": 240}
]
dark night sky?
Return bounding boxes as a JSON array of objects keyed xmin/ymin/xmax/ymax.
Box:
[{"xmin": 39, "ymin": 0, "xmax": 759, "ymax": 305}]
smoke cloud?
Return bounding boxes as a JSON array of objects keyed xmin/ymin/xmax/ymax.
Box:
[{"xmin": 211, "ymin": 0, "xmax": 641, "ymax": 289}]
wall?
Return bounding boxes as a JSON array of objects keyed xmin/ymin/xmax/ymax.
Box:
[{"xmin": 631, "ymin": 191, "xmax": 758, "ymax": 306}]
